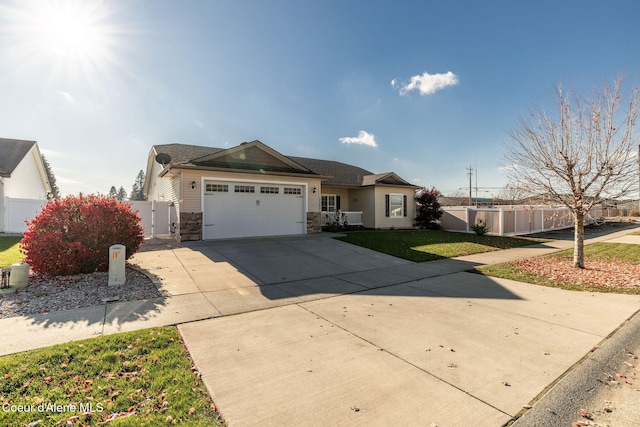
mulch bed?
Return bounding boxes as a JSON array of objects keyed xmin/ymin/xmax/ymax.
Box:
[{"xmin": 0, "ymin": 267, "xmax": 162, "ymax": 319}]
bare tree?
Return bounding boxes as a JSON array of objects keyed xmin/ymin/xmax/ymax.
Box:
[
  {"xmin": 440, "ymin": 190, "xmax": 468, "ymax": 206},
  {"xmin": 494, "ymin": 184, "xmax": 529, "ymax": 204},
  {"xmin": 504, "ymin": 77, "xmax": 639, "ymax": 268}
]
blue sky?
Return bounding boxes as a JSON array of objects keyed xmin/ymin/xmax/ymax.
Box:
[{"xmin": 1, "ymin": 0, "xmax": 639, "ymax": 198}]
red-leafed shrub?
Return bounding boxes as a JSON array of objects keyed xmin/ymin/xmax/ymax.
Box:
[{"xmin": 20, "ymin": 195, "xmax": 145, "ymax": 276}]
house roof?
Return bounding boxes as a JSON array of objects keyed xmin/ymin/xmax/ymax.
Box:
[
  {"xmin": 0, "ymin": 138, "xmax": 37, "ymax": 177},
  {"xmin": 153, "ymin": 143, "xmax": 225, "ymax": 164},
  {"xmin": 151, "ymin": 141, "xmax": 418, "ymax": 188},
  {"xmin": 287, "ymin": 156, "xmax": 374, "ymax": 186}
]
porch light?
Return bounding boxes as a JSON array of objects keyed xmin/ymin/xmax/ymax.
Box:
[
  {"xmin": 312, "ymin": 187, "xmax": 317, "ymax": 194},
  {"xmin": 191, "ymin": 181, "xmax": 196, "ymax": 189}
]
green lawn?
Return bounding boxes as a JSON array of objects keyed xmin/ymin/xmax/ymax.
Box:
[
  {"xmin": 0, "ymin": 236, "xmax": 23, "ymax": 267},
  {"xmin": 336, "ymin": 229, "xmax": 547, "ymax": 262},
  {"xmin": 0, "ymin": 327, "xmax": 223, "ymax": 426},
  {"xmin": 475, "ymin": 242, "xmax": 640, "ymax": 294}
]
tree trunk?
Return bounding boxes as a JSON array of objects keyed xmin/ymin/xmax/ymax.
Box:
[{"xmin": 573, "ymin": 212, "xmax": 585, "ymax": 268}]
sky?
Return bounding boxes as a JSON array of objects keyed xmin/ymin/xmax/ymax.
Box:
[{"xmin": 1, "ymin": 0, "xmax": 639, "ymax": 198}]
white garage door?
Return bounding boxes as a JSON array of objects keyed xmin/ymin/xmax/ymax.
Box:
[{"xmin": 203, "ymin": 181, "xmax": 305, "ymax": 239}]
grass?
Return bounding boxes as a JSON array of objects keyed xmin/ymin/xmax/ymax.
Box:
[
  {"xmin": 336, "ymin": 229, "xmax": 547, "ymax": 262},
  {"xmin": 0, "ymin": 327, "xmax": 223, "ymax": 426},
  {"xmin": 0, "ymin": 236, "xmax": 23, "ymax": 267},
  {"xmin": 476, "ymin": 242, "xmax": 640, "ymax": 294}
]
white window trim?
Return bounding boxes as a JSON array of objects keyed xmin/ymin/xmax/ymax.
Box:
[
  {"xmin": 321, "ymin": 194, "xmax": 337, "ymax": 212},
  {"xmin": 200, "ymin": 177, "xmax": 309, "ymax": 215},
  {"xmin": 389, "ymin": 193, "xmax": 404, "ymax": 218}
]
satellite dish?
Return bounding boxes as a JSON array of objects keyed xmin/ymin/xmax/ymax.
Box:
[{"xmin": 155, "ymin": 153, "xmax": 172, "ymax": 167}]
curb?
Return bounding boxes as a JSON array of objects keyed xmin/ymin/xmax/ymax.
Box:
[{"xmin": 512, "ymin": 308, "xmax": 640, "ymax": 426}]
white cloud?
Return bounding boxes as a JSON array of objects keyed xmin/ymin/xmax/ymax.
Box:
[
  {"xmin": 393, "ymin": 71, "xmax": 458, "ymax": 96},
  {"xmin": 339, "ymin": 130, "xmax": 378, "ymax": 147},
  {"xmin": 57, "ymin": 90, "xmax": 74, "ymax": 102}
]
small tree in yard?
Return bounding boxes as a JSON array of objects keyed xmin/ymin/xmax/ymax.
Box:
[
  {"xmin": 20, "ymin": 195, "xmax": 144, "ymax": 276},
  {"xmin": 505, "ymin": 77, "xmax": 639, "ymax": 268},
  {"xmin": 415, "ymin": 187, "xmax": 443, "ymax": 229}
]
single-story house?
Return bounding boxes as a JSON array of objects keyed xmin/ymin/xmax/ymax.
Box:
[
  {"xmin": 0, "ymin": 138, "xmax": 53, "ymax": 233},
  {"xmin": 143, "ymin": 140, "xmax": 419, "ymax": 240}
]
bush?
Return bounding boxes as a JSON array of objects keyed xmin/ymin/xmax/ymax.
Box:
[
  {"xmin": 415, "ymin": 187, "xmax": 443, "ymax": 229},
  {"xmin": 470, "ymin": 219, "xmax": 489, "ymax": 236},
  {"xmin": 20, "ymin": 195, "xmax": 144, "ymax": 276}
]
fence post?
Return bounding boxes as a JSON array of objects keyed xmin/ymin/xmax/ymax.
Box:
[
  {"xmin": 151, "ymin": 200, "xmax": 156, "ymax": 238},
  {"xmin": 465, "ymin": 207, "xmax": 470, "ymax": 233}
]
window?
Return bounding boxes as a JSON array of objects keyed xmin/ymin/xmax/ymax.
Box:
[
  {"xmin": 321, "ymin": 195, "xmax": 338, "ymax": 212},
  {"xmin": 387, "ymin": 194, "xmax": 405, "ymax": 218},
  {"xmin": 260, "ymin": 186, "xmax": 279, "ymax": 194},
  {"xmin": 235, "ymin": 185, "xmax": 255, "ymax": 193},
  {"xmin": 284, "ymin": 187, "xmax": 301, "ymax": 195},
  {"xmin": 205, "ymin": 184, "xmax": 228, "ymax": 193}
]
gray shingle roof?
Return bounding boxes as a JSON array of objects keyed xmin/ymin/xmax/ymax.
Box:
[
  {"xmin": 0, "ymin": 138, "xmax": 36, "ymax": 177},
  {"xmin": 287, "ymin": 156, "xmax": 373, "ymax": 186},
  {"xmin": 153, "ymin": 143, "xmax": 225, "ymax": 164},
  {"xmin": 152, "ymin": 143, "xmax": 414, "ymax": 187}
]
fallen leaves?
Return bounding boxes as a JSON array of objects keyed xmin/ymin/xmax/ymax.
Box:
[{"xmin": 513, "ymin": 257, "xmax": 640, "ymax": 289}]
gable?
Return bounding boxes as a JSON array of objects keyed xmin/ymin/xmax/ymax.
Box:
[
  {"xmin": 187, "ymin": 140, "xmax": 315, "ymax": 175},
  {"xmin": 193, "ymin": 144, "xmax": 305, "ymax": 173},
  {"xmin": 362, "ymin": 172, "xmax": 415, "ymax": 187},
  {"xmin": 0, "ymin": 138, "xmax": 36, "ymax": 177}
]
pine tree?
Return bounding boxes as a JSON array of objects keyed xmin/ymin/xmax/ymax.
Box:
[
  {"xmin": 41, "ymin": 154, "xmax": 60, "ymax": 198},
  {"xmin": 130, "ymin": 170, "xmax": 146, "ymax": 201},
  {"xmin": 116, "ymin": 186, "xmax": 127, "ymax": 201},
  {"xmin": 108, "ymin": 186, "xmax": 117, "ymax": 198}
]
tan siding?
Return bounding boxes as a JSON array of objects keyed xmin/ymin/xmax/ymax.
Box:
[
  {"xmin": 320, "ymin": 186, "xmax": 351, "ymax": 210},
  {"xmin": 351, "ymin": 188, "xmax": 375, "ymax": 228},
  {"xmin": 181, "ymin": 172, "xmax": 202, "ymax": 213},
  {"xmin": 374, "ymin": 186, "xmax": 416, "ymax": 229},
  {"xmin": 147, "ymin": 160, "xmax": 176, "ymax": 203},
  {"xmin": 177, "ymin": 169, "xmax": 322, "ymax": 215}
]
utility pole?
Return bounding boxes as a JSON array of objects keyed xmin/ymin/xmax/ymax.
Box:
[
  {"xmin": 475, "ymin": 160, "xmax": 478, "ymax": 207},
  {"xmin": 466, "ymin": 166, "xmax": 473, "ymax": 206}
]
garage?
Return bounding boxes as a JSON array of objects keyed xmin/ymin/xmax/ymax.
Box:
[{"xmin": 203, "ymin": 180, "xmax": 306, "ymax": 239}]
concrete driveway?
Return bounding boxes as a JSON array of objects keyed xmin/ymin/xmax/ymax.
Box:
[{"xmin": 130, "ymin": 233, "xmax": 640, "ymax": 426}]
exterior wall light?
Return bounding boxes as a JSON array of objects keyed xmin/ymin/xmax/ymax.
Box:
[{"xmin": 191, "ymin": 181, "xmax": 196, "ymax": 190}]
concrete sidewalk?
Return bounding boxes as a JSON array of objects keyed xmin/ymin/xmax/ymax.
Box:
[{"xmin": 1, "ymin": 226, "xmax": 639, "ymax": 426}]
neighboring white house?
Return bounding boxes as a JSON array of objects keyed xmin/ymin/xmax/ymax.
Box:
[
  {"xmin": 0, "ymin": 138, "xmax": 53, "ymax": 233},
  {"xmin": 143, "ymin": 140, "xmax": 419, "ymax": 241}
]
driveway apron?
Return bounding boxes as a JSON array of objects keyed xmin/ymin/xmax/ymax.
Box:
[{"xmin": 159, "ymin": 234, "xmax": 640, "ymax": 426}]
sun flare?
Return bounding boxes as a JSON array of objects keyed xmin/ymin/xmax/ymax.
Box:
[
  {"xmin": 1, "ymin": 0, "xmax": 120, "ymax": 83},
  {"xmin": 44, "ymin": 6, "xmax": 102, "ymax": 57}
]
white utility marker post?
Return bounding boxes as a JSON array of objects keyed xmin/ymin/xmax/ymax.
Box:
[
  {"xmin": 10, "ymin": 263, "xmax": 29, "ymax": 289},
  {"xmin": 108, "ymin": 244, "xmax": 126, "ymax": 286}
]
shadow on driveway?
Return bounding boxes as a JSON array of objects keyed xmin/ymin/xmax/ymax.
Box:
[{"xmin": 154, "ymin": 235, "xmax": 525, "ymax": 307}]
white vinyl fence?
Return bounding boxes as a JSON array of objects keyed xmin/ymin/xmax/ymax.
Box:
[
  {"xmin": 2, "ymin": 197, "xmax": 174, "ymax": 238},
  {"xmin": 127, "ymin": 200, "xmax": 174, "ymax": 238},
  {"xmin": 441, "ymin": 205, "xmax": 604, "ymax": 236},
  {"xmin": 2, "ymin": 197, "xmax": 48, "ymax": 234}
]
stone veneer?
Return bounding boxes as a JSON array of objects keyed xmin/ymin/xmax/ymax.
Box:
[
  {"xmin": 306, "ymin": 212, "xmax": 322, "ymax": 234},
  {"xmin": 179, "ymin": 212, "xmax": 202, "ymax": 241}
]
